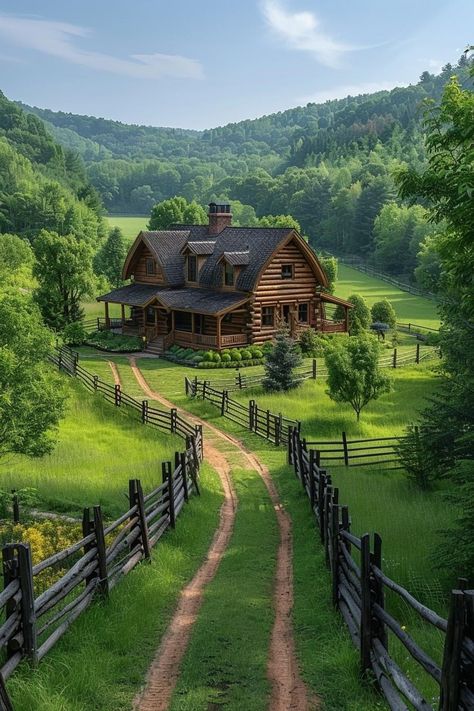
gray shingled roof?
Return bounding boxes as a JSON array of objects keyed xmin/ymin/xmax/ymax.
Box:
[
  {"xmin": 140, "ymin": 231, "xmax": 189, "ymax": 286},
  {"xmin": 221, "ymin": 251, "xmax": 250, "ymax": 266},
  {"xmin": 97, "ymin": 284, "xmax": 249, "ymax": 315},
  {"xmin": 97, "ymin": 283, "xmax": 158, "ymax": 307},
  {"xmin": 156, "ymin": 288, "xmax": 249, "ymax": 314},
  {"xmin": 198, "ymin": 227, "xmax": 293, "ymax": 291},
  {"xmin": 184, "ymin": 241, "xmax": 216, "ymax": 255}
]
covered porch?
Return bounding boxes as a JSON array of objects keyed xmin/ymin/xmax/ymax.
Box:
[{"xmin": 97, "ymin": 283, "xmax": 250, "ymax": 351}]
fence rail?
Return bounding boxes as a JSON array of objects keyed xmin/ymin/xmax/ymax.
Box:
[{"xmin": 288, "ymin": 429, "xmax": 474, "ymax": 711}]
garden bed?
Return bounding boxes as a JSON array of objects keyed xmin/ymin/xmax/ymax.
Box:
[
  {"xmin": 85, "ymin": 330, "xmax": 143, "ymax": 353},
  {"xmin": 164, "ymin": 344, "xmax": 268, "ymax": 369}
]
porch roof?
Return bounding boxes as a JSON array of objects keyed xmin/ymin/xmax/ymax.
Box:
[
  {"xmin": 97, "ymin": 283, "xmax": 249, "ymax": 315},
  {"xmin": 319, "ymin": 291, "xmax": 353, "ymax": 308}
]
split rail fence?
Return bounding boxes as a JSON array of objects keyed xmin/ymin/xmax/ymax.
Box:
[
  {"xmin": 288, "ymin": 428, "xmax": 474, "ymax": 711},
  {"xmin": 0, "ymin": 347, "xmax": 204, "ymax": 705},
  {"xmin": 192, "ymin": 344, "xmax": 435, "ymax": 393}
]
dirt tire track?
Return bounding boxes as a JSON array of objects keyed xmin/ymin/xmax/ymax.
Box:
[{"xmin": 129, "ymin": 358, "xmax": 317, "ymax": 711}]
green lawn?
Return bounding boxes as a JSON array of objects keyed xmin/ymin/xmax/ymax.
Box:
[
  {"xmin": 106, "ymin": 215, "xmax": 148, "ymax": 242},
  {"xmin": 0, "ymin": 376, "xmax": 182, "ymax": 519},
  {"xmin": 336, "ymin": 264, "xmax": 440, "ymax": 329}
]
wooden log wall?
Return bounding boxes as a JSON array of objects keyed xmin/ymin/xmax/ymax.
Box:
[{"xmin": 129, "ymin": 244, "xmax": 165, "ymax": 285}]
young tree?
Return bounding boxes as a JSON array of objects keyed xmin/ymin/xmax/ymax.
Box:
[
  {"xmin": 33, "ymin": 230, "xmax": 94, "ymax": 330},
  {"xmin": 0, "ymin": 290, "xmax": 65, "ymax": 458},
  {"xmin": 148, "ymin": 197, "xmax": 207, "ymax": 230},
  {"xmin": 319, "ymin": 255, "xmax": 338, "ymax": 293},
  {"xmin": 263, "ymin": 328, "xmax": 303, "ymax": 392},
  {"xmin": 371, "ymin": 299, "xmax": 396, "ymax": 329},
  {"xmin": 325, "ymin": 335, "xmax": 391, "ymax": 420},
  {"xmin": 0, "ymin": 233, "xmax": 34, "ymax": 287},
  {"xmin": 94, "ymin": 227, "xmax": 128, "ymax": 287}
]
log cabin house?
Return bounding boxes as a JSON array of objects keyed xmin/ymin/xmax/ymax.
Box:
[{"xmin": 97, "ymin": 203, "xmax": 352, "ymax": 354}]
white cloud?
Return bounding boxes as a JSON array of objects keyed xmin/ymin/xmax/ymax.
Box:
[
  {"xmin": 0, "ymin": 13, "xmax": 204, "ymax": 80},
  {"xmin": 261, "ymin": 0, "xmax": 355, "ymax": 68},
  {"xmin": 300, "ymin": 81, "xmax": 398, "ymax": 105}
]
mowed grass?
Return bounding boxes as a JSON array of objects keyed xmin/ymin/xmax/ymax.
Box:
[
  {"xmin": 106, "ymin": 215, "xmax": 148, "ymax": 242},
  {"xmin": 336, "ymin": 264, "xmax": 440, "ymax": 329},
  {"xmin": 8, "ymin": 463, "xmax": 224, "ymax": 711},
  {"xmin": 0, "ymin": 376, "xmax": 182, "ymax": 519}
]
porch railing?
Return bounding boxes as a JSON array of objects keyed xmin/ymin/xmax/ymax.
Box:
[{"xmin": 321, "ymin": 319, "xmax": 346, "ymax": 333}]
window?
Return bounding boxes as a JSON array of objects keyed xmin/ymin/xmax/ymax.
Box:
[
  {"xmin": 146, "ymin": 258, "xmax": 156, "ymax": 275},
  {"xmin": 146, "ymin": 306, "xmax": 155, "ymax": 324},
  {"xmin": 224, "ymin": 262, "xmax": 235, "ymax": 287},
  {"xmin": 223, "ymin": 313, "xmax": 233, "ymax": 324},
  {"xmin": 298, "ymin": 303, "xmax": 309, "ymax": 322},
  {"xmin": 187, "ymin": 255, "xmax": 197, "ymax": 282},
  {"xmin": 281, "ymin": 264, "xmax": 294, "ymax": 279},
  {"xmin": 174, "ymin": 311, "xmax": 192, "ymax": 332},
  {"xmin": 262, "ymin": 306, "xmax": 274, "ymax": 327}
]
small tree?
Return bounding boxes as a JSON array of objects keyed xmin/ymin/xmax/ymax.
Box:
[
  {"xmin": 319, "ymin": 255, "xmax": 338, "ymax": 293},
  {"xmin": 94, "ymin": 227, "xmax": 128, "ymax": 288},
  {"xmin": 299, "ymin": 329, "xmax": 329, "ymax": 357},
  {"xmin": 371, "ymin": 299, "xmax": 396, "ymax": 329},
  {"xmin": 334, "ymin": 293, "xmax": 370, "ymax": 335},
  {"xmin": 263, "ymin": 328, "xmax": 303, "ymax": 392},
  {"xmin": 325, "ymin": 335, "xmax": 391, "ymax": 420},
  {"xmin": 395, "ymin": 424, "xmax": 439, "ymax": 490}
]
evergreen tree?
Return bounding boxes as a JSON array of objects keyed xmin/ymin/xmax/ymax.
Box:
[
  {"xmin": 94, "ymin": 227, "xmax": 128, "ymax": 287},
  {"xmin": 263, "ymin": 328, "xmax": 303, "ymax": 392}
]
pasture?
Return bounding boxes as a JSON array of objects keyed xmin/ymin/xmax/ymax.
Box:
[{"xmin": 106, "ymin": 215, "xmax": 148, "ymax": 242}]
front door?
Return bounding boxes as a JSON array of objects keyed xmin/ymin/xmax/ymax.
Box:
[{"xmin": 282, "ymin": 304, "xmax": 295, "ymax": 335}]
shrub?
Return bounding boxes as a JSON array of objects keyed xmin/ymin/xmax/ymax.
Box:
[
  {"xmin": 299, "ymin": 329, "xmax": 328, "ymax": 357},
  {"xmin": 204, "ymin": 350, "xmax": 214, "ymax": 361},
  {"xmin": 240, "ymin": 349, "xmax": 251, "ymax": 360},
  {"xmin": 213, "ymin": 352, "xmax": 221, "ymax": 363},
  {"xmin": 335, "ymin": 293, "xmax": 370, "ymax": 335},
  {"xmin": 63, "ymin": 320, "xmax": 87, "ymax": 346},
  {"xmin": 395, "ymin": 424, "xmax": 439, "ymax": 490},
  {"xmin": 86, "ymin": 330, "xmax": 142, "ymax": 352},
  {"xmin": 252, "ymin": 348, "xmax": 263, "ymax": 359},
  {"xmin": 222, "ymin": 353, "xmax": 231, "ymax": 363},
  {"xmin": 230, "ymin": 350, "xmax": 242, "ymax": 361},
  {"xmin": 371, "ymin": 299, "xmax": 397, "ymax": 329}
]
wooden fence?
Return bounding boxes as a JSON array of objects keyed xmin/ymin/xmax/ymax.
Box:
[
  {"xmin": 0, "ymin": 438, "xmax": 202, "ymax": 701},
  {"xmin": 305, "ymin": 433, "xmax": 404, "ymax": 469},
  {"xmin": 337, "ymin": 256, "xmax": 438, "ymax": 301},
  {"xmin": 288, "ymin": 428, "xmax": 474, "ymax": 711},
  {"xmin": 192, "ymin": 344, "xmax": 434, "ymax": 393},
  {"xmin": 50, "ymin": 346, "xmax": 199, "ymax": 443},
  {"xmin": 185, "ymin": 377, "xmax": 300, "ymax": 446}
]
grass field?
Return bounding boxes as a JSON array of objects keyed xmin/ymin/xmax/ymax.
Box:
[
  {"xmin": 0, "ymin": 376, "xmax": 182, "ymax": 519},
  {"xmin": 106, "ymin": 215, "xmax": 148, "ymax": 242},
  {"xmin": 337, "ymin": 264, "xmax": 440, "ymax": 329}
]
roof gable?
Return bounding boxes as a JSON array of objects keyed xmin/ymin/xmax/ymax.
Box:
[{"xmin": 123, "ymin": 230, "xmax": 189, "ymax": 286}]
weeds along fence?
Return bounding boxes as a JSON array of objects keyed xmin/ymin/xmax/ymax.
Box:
[
  {"xmin": 288, "ymin": 428, "xmax": 474, "ymax": 711},
  {"xmin": 50, "ymin": 346, "xmax": 199, "ymax": 442},
  {"xmin": 185, "ymin": 377, "xmax": 300, "ymax": 446},
  {"xmin": 194, "ymin": 344, "xmax": 434, "ymax": 393}
]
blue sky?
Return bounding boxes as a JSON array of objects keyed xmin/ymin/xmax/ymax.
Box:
[{"xmin": 0, "ymin": 1, "xmax": 471, "ymax": 130}]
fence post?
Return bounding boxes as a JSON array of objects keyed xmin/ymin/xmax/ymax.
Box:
[
  {"xmin": 287, "ymin": 426, "xmax": 294, "ymax": 465},
  {"xmin": 2, "ymin": 544, "xmax": 38, "ymax": 666},
  {"xmin": 249, "ymin": 399, "xmax": 255, "ymax": 431},
  {"xmin": 129, "ymin": 480, "xmax": 151, "ymax": 562},
  {"xmin": 238, "ymin": 371, "xmax": 243, "ymax": 389},
  {"xmin": 170, "ymin": 408, "xmax": 177, "ymax": 433},
  {"xmin": 12, "ymin": 492, "xmax": 19, "ymax": 524},
  {"xmin": 342, "ymin": 431, "xmax": 349, "ymax": 467},
  {"xmin": 0, "ymin": 674, "xmax": 13, "ymax": 711},
  {"xmin": 220, "ymin": 390, "xmax": 227, "ymax": 416},
  {"xmin": 392, "ymin": 348, "xmax": 397, "ymax": 368},
  {"xmin": 73, "ymin": 351, "xmax": 79, "ymax": 375},
  {"xmin": 341, "ymin": 506, "xmax": 351, "ymax": 553},
  {"xmin": 440, "ymin": 590, "xmax": 467, "ymax": 710},
  {"xmin": 141, "ymin": 400, "xmax": 148, "ymax": 424},
  {"xmin": 161, "ymin": 461, "xmax": 167, "ymax": 484},
  {"xmin": 194, "ymin": 375, "xmax": 198, "ymax": 396},
  {"xmin": 318, "ymin": 468, "xmax": 326, "ymax": 542},
  {"xmin": 372, "ymin": 533, "xmax": 387, "ymax": 651},
  {"xmin": 323, "ymin": 485, "xmax": 333, "ymax": 559},
  {"xmin": 166, "ymin": 462, "xmax": 176, "ymax": 529},
  {"xmin": 93, "ymin": 375, "xmax": 98, "ymax": 391},
  {"xmin": 180, "ymin": 452, "xmax": 189, "ymax": 503},
  {"xmin": 312, "ymin": 358, "xmax": 317, "ymax": 379},
  {"xmin": 331, "ymin": 503, "xmax": 340, "ymax": 607},
  {"xmin": 360, "ymin": 533, "xmax": 372, "ymax": 675},
  {"xmin": 202, "ymin": 381, "xmax": 207, "ymax": 401},
  {"xmin": 92, "ymin": 505, "xmax": 109, "ymax": 597},
  {"xmin": 308, "ymin": 450, "xmax": 316, "ymax": 511},
  {"xmin": 416, "ymin": 343, "xmax": 420, "ymax": 364},
  {"xmin": 274, "ymin": 415, "xmax": 280, "ymax": 447},
  {"xmin": 114, "ymin": 384, "xmax": 121, "ymax": 407}
]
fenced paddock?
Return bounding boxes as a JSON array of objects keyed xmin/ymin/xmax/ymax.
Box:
[{"xmin": 288, "ymin": 429, "xmax": 474, "ymax": 711}]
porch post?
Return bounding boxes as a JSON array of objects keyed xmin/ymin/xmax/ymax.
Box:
[
  {"xmin": 105, "ymin": 301, "xmax": 110, "ymax": 329},
  {"xmin": 217, "ymin": 315, "xmax": 222, "ymax": 351},
  {"xmin": 344, "ymin": 306, "xmax": 349, "ymax": 333},
  {"xmin": 121, "ymin": 303, "xmax": 125, "ymax": 327},
  {"xmin": 154, "ymin": 307, "xmax": 158, "ymax": 337},
  {"xmin": 192, "ymin": 313, "xmax": 196, "ymax": 345}
]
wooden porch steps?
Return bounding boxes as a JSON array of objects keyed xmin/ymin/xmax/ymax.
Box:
[{"xmin": 145, "ymin": 336, "xmax": 164, "ymax": 356}]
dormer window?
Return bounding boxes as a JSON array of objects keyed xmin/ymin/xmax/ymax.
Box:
[
  {"xmin": 224, "ymin": 262, "xmax": 235, "ymax": 287},
  {"xmin": 146, "ymin": 258, "xmax": 156, "ymax": 275},
  {"xmin": 281, "ymin": 264, "xmax": 294, "ymax": 279},
  {"xmin": 187, "ymin": 255, "xmax": 197, "ymax": 282}
]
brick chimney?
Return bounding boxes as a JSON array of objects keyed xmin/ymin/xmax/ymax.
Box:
[{"xmin": 208, "ymin": 202, "xmax": 232, "ymax": 236}]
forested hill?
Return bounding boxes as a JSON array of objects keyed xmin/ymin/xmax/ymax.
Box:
[
  {"xmin": 0, "ymin": 90, "xmax": 104, "ymax": 242},
  {"xmin": 4, "ymin": 55, "xmax": 473, "ymax": 283}
]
